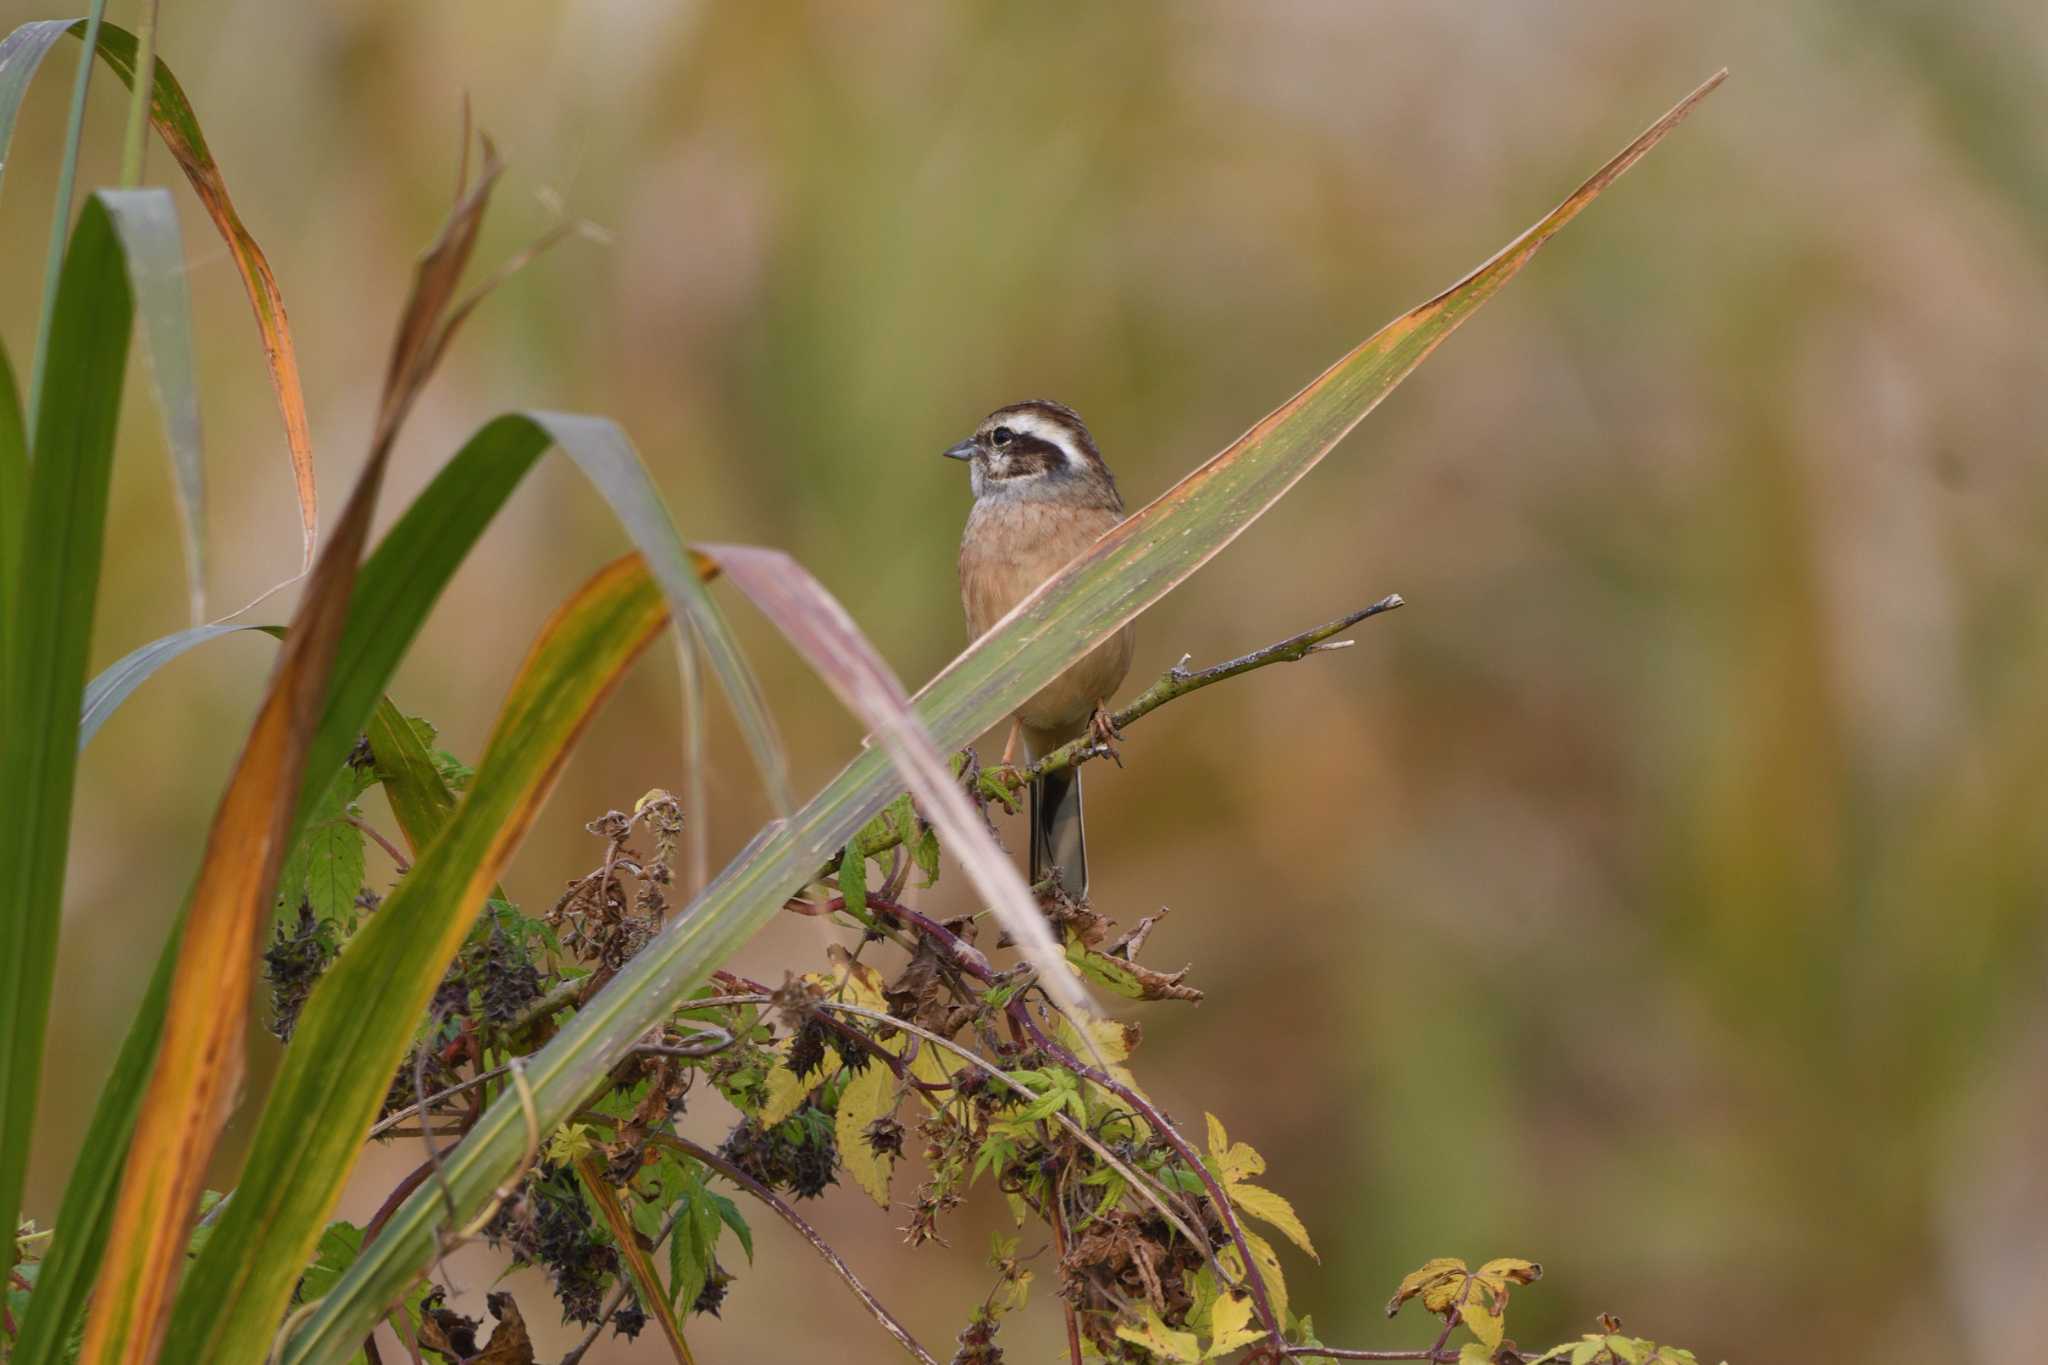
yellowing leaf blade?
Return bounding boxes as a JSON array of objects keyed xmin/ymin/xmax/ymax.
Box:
[
  {"xmin": 1227, "ymin": 1182, "xmax": 1318, "ymax": 1261},
  {"xmin": 834, "ymin": 1060, "xmax": 899, "ymax": 1209}
]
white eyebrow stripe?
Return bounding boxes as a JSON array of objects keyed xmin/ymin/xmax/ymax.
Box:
[{"xmin": 998, "ymin": 411, "xmax": 1085, "ymax": 466}]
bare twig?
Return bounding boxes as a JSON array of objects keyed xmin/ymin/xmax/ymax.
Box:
[
  {"xmin": 836, "ymin": 596, "xmax": 1403, "ymax": 874},
  {"xmin": 1019, "ymin": 594, "xmax": 1404, "ymax": 787},
  {"xmin": 663, "ymin": 1134, "xmax": 941, "ymax": 1365},
  {"xmin": 1284, "ymin": 1349, "xmax": 1456, "ymax": 1362}
]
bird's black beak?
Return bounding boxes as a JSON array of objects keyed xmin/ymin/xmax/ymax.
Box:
[{"xmin": 942, "ymin": 438, "xmax": 976, "ymax": 462}]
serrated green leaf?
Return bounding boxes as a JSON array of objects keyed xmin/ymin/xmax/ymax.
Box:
[
  {"xmin": 838, "ymin": 839, "xmax": 867, "ymax": 914},
  {"xmin": 705, "ymin": 1190, "xmax": 751, "ymax": 1263}
]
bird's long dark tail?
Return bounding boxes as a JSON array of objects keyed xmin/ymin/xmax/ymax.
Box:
[{"xmin": 1029, "ymin": 766, "xmax": 1088, "ymax": 902}]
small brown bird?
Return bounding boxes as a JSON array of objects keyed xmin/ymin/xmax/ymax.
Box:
[{"xmin": 948, "ymin": 400, "xmax": 1134, "ymax": 901}]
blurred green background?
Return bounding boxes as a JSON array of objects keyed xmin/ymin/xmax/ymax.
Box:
[{"xmin": 9, "ymin": 2, "xmax": 2048, "ymax": 1361}]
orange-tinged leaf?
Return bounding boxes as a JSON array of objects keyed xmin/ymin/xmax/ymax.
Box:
[
  {"xmin": 65, "ymin": 20, "xmax": 318, "ymax": 571},
  {"xmin": 162, "ymin": 555, "xmax": 670, "ymax": 1365},
  {"xmin": 83, "ymin": 150, "xmax": 504, "ymax": 1365},
  {"xmin": 574, "ymin": 1157, "xmax": 696, "ymax": 1364},
  {"xmin": 77, "ymin": 285, "xmax": 382, "ymax": 1365}
]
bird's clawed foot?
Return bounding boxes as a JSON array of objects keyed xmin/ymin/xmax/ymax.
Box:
[{"xmin": 1089, "ymin": 702, "xmax": 1124, "ymax": 767}]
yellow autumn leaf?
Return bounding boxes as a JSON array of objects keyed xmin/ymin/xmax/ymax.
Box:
[
  {"xmin": 1462, "ymin": 1297, "xmax": 1505, "ymax": 1350},
  {"xmin": 1114, "ymin": 1305, "xmax": 1202, "ymax": 1363},
  {"xmin": 1460, "ymin": 1345, "xmax": 1494, "ymax": 1365},
  {"xmin": 1224, "ymin": 1225, "xmax": 1289, "ymax": 1328},
  {"xmin": 1387, "ymin": 1258, "xmax": 1467, "ymax": 1318},
  {"xmin": 1226, "ymin": 1181, "xmax": 1318, "ymax": 1262},
  {"xmin": 758, "ymin": 1038, "xmax": 840, "ymax": 1127},
  {"xmin": 834, "ymin": 1058, "xmax": 900, "ymax": 1208},
  {"xmin": 822, "ymin": 944, "xmax": 889, "ymax": 1008},
  {"xmin": 1203, "ymin": 1112, "xmax": 1266, "ymax": 1183},
  {"xmin": 1057, "ymin": 1013, "xmax": 1145, "ymax": 1097},
  {"xmin": 1204, "ymin": 1291, "xmax": 1265, "ymax": 1359},
  {"xmin": 1477, "ymin": 1257, "xmax": 1542, "ymax": 1286}
]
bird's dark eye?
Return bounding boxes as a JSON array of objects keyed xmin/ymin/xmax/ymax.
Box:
[{"xmin": 990, "ymin": 426, "xmax": 1014, "ymax": 448}]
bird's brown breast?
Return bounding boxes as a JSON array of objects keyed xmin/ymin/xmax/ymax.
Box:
[{"xmin": 959, "ymin": 498, "xmax": 1134, "ymax": 753}]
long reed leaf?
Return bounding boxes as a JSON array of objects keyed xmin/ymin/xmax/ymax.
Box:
[
  {"xmin": 45, "ymin": 410, "xmax": 741, "ymax": 1355},
  {"xmin": 164, "ymin": 555, "xmax": 670, "ymax": 1365},
  {"xmin": 705, "ymin": 543, "xmax": 1093, "ymax": 1027},
  {"xmin": 25, "ymin": 2, "xmax": 105, "ymax": 430},
  {"xmin": 0, "ymin": 338, "xmax": 24, "ymax": 640},
  {"xmin": 0, "ymin": 192, "xmax": 133, "ymax": 1289},
  {"xmin": 282, "ymin": 73, "xmax": 1723, "ymax": 1364},
  {"xmin": 0, "ymin": 17, "xmax": 318, "ymax": 574}
]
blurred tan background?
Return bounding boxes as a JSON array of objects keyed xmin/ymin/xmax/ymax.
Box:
[{"xmin": 8, "ymin": 1, "xmax": 2048, "ymax": 1360}]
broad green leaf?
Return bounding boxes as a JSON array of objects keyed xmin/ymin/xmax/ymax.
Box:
[
  {"xmin": 282, "ymin": 76, "xmax": 1722, "ymax": 1362},
  {"xmin": 161, "ymin": 556, "xmax": 671, "ymax": 1364},
  {"xmin": 834, "ymin": 1053, "xmax": 900, "ymax": 1208},
  {"xmin": 0, "ymin": 195, "xmax": 133, "ymax": 1291}
]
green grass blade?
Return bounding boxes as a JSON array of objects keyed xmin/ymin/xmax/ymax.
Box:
[
  {"xmin": 524, "ymin": 411, "xmax": 790, "ymax": 813},
  {"xmin": 69, "ymin": 18, "xmax": 319, "ymax": 573},
  {"xmin": 0, "ymin": 22, "xmax": 76, "ymax": 203},
  {"xmin": 7, "ymin": 922, "xmax": 180, "ymax": 1365},
  {"xmin": 75, "ymin": 412, "xmax": 785, "ymax": 809},
  {"xmin": 0, "ymin": 337, "xmax": 25, "ymax": 646},
  {"xmin": 0, "ymin": 194, "xmax": 133, "ymax": 1284},
  {"xmin": 4, "ymin": 19, "xmax": 220, "ymax": 623},
  {"xmin": 26, "ymin": 3, "xmax": 107, "ymax": 432},
  {"xmin": 36, "ymin": 410, "xmax": 746, "ymax": 1350},
  {"xmin": 165, "ymin": 555, "xmax": 670, "ymax": 1365},
  {"xmin": 78, "ymin": 624, "xmax": 275, "ymax": 750},
  {"xmin": 280, "ymin": 76, "xmax": 1722, "ymax": 1362}
]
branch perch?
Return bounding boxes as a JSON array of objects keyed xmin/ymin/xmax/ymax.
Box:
[{"xmin": 1018, "ymin": 593, "xmax": 1404, "ymax": 787}]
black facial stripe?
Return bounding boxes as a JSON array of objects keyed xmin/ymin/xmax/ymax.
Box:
[
  {"xmin": 984, "ymin": 448, "xmax": 1062, "ymax": 480},
  {"xmin": 1008, "ymin": 434, "xmax": 1069, "ymax": 463}
]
